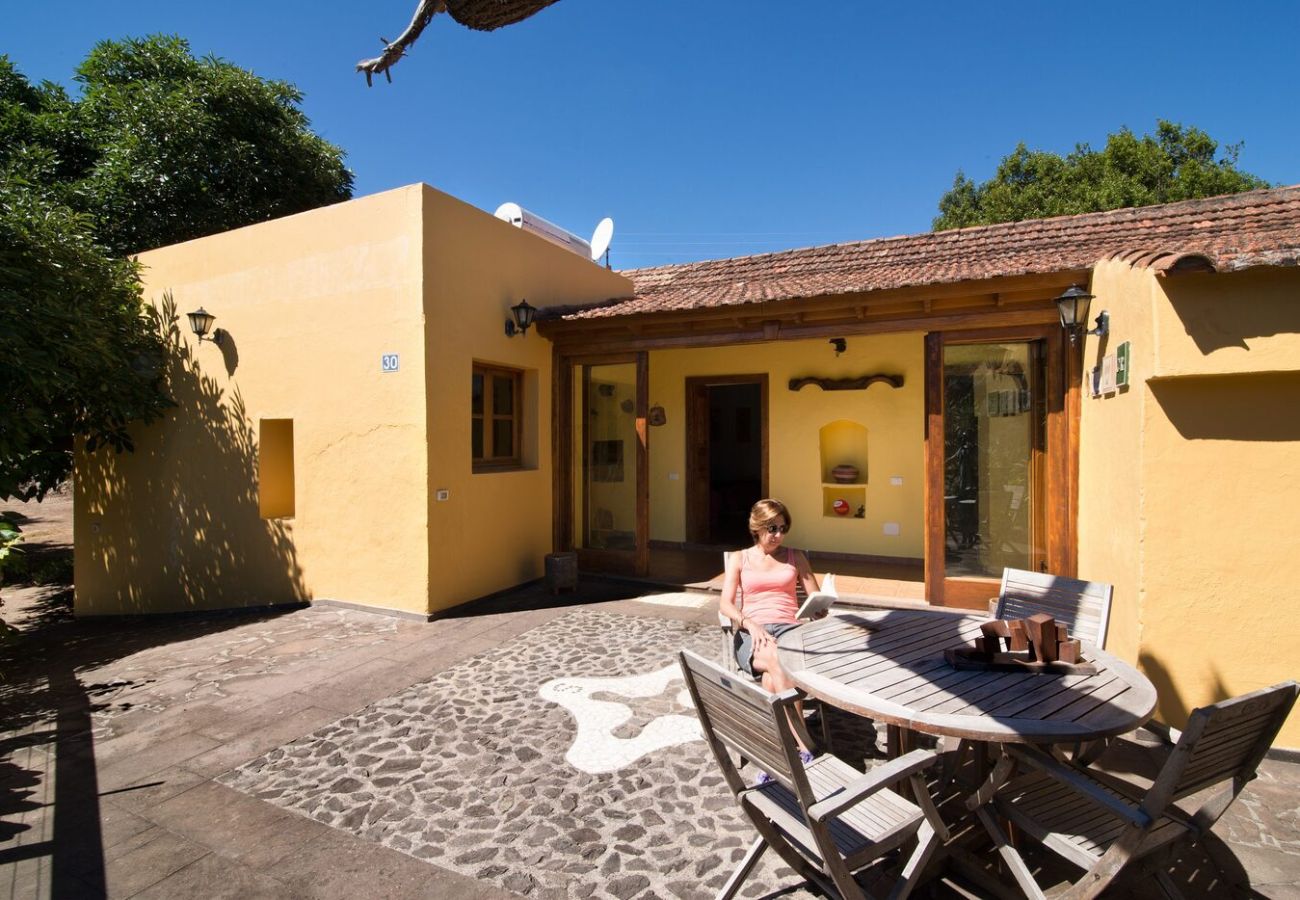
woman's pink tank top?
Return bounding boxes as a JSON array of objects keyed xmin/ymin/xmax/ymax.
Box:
[{"xmin": 739, "ymin": 549, "xmax": 799, "ymax": 626}]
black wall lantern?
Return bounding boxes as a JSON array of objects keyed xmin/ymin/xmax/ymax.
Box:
[
  {"xmin": 187, "ymin": 307, "xmax": 223, "ymax": 345},
  {"xmin": 505, "ymin": 298, "xmax": 537, "ymax": 337},
  {"xmin": 1054, "ymin": 285, "xmax": 1108, "ymax": 344}
]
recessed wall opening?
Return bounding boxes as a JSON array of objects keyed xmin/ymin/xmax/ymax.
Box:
[{"xmin": 259, "ymin": 418, "xmax": 295, "ymax": 519}]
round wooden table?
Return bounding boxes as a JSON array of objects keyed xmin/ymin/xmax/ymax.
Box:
[{"xmin": 777, "ymin": 608, "xmax": 1157, "ymax": 745}]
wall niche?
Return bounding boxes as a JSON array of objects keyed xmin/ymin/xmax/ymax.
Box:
[
  {"xmin": 818, "ymin": 419, "xmax": 868, "ymax": 520},
  {"xmin": 819, "ymin": 419, "xmax": 868, "ymax": 484}
]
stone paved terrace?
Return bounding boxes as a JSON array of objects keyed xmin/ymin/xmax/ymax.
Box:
[{"xmin": 1, "ymin": 498, "xmax": 1298, "ymax": 898}]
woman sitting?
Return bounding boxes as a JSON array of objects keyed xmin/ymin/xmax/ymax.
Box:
[{"xmin": 718, "ymin": 498, "xmax": 824, "ymax": 697}]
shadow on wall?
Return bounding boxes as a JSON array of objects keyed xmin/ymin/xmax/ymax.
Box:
[
  {"xmin": 78, "ymin": 294, "xmax": 307, "ymax": 613},
  {"xmin": 1166, "ymin": 273, "xmax": 1300, "ymax": 354},
  {"xmin": 1149, "ymin": 372, "xmax": 1300, "ymax": 441},
  {"xmin": 1138, "ymin": 652, "xmax": 1233, "ymax": 731}
]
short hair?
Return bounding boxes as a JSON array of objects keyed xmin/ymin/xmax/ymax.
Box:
[{"xmin": 748, "ymin": 498, "xmax": 791, "ymax": 540}]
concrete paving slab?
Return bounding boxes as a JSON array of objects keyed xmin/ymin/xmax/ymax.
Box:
[
  {"xmin": 94, "ymin": 731, "xmax": 222, "ymax": 793},
  {"xmin": 99, "ymin": 829, "xmax": 209, "ymax": 899},
  {"xmin": 127, "ymin": 852, "xmax": 291, "ymax": 900},
  {"xmin": 144, "ymin": 781, "xmax": 299, "ymax": 853},
  {"xmin": 100, "ymin": 765, "xmax": 208, "ymax": 814},
  {"xmin": 194, "ymin": 690, "xmax": 340, "ymax": 745},
  {"xmin": 262, "ymin": 825, "xmax": 507, "ymax": 900},
  {"xmin": 182, "ymin": 705, "xmax": 344, "ymax": 777}
]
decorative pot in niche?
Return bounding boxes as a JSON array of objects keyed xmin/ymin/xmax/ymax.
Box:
[{"xmin": 831, "ymin": 464, "xmax": 859, "ymax": 483}]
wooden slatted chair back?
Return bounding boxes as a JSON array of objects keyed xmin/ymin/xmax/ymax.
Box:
[
  {"xmin": 679, "ymin": 649, "xmax": 801, "ymax": 792},
  {"xmin": 718, "ymin": 552, "xmax": 742, "ymax": 673},
  {"xmin": 1146, "ymin": 681, "xmax": 1298, "ymax": 815},
  {"xmin": 995, "ymin": 568, "xmax": 1113, "ymax": 648}
]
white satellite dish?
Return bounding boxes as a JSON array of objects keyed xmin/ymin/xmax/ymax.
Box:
[{"xmin": 590, "ymin": 217, "xmax": 614, "ymax": 262}]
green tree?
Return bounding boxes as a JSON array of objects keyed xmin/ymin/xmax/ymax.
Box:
[
  {"xmin": 933, "ymin": 121, "xmax": 1270, "ymax": 231},
  {"xmin": 0, "ymin": 180, "xmax": 172, "ymax": 499},
  {"xmin": 0, "ymin": 38, "xmax": 353, "ymax": 499},
  {"xmin": 3, "ymin": 36, "xmax": 353, "ymax": 256}
]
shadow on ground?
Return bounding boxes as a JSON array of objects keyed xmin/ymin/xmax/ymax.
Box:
[{"xmin": 0, "ymin": 583, "xmax": 301, "ymax": 897}]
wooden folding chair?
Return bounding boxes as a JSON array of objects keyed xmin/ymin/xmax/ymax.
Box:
[
  {"xmin": 678, "ymin": 649, "xmax": 948, "ymax": 900},
  {"xmin": 717, "ymin": 551, "xmax": 744, "ymax": 674},
  {"xmin": 992, "ymin": 568, "xmax": 1113, "ymax": 648},
  {"xmin": 970, "ymin": 680, "xmax": 1298, "ymax": 900},
  {"xmin": 946, "ymin": 567, "xmax": 1116, "ymax": 779}
]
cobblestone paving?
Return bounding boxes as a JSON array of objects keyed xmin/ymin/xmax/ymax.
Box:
[{"xmin": 219, "ymin": 609, "xmax": 821, "ymax": 900}]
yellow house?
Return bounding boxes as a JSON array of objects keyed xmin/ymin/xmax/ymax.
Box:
[
  {"xmin": 74, "ymin": 185, "xmax": 631, "ymax": 619},
  {"xmin": 73, "ymin": 183, "xmax": 1300, "ymax": 745}
]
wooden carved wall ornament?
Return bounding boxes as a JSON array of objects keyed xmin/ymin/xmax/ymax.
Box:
[{"xmin": 787, "ymin": 374, "xmax": 904, "ymax": 392}]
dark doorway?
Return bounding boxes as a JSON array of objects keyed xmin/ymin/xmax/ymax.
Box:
[{"xmin": 686, "ymin": 376, "xmax": 767, "ymax": 546}]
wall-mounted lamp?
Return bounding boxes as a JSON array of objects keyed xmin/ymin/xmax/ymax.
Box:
[
  {"xmin": 505, "ymin": 298, "xmax": 537, "ymax": 337},
  {"xmin": 829, "ymin": 337, "xmax": 847, "ymax": 355},
  {"xmin": 1054, "ymin": 285, "xmax": 1109, "ymax": 344},
  {"xmin": 187, "ymin": 307, "xmax": 223, "ymax": 345}
]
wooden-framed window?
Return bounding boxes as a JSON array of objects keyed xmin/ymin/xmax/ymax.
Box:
[{"xmin": 472, "ymin": 363, "xmax": 523, "ymax": 470}]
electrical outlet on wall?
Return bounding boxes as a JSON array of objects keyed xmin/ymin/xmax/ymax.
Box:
[{"xmin": 883, "ymin": 522, "xmax": 900, "ymax": 536}]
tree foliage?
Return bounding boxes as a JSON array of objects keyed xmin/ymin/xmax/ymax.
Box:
[
  {"xmin": 933, "ymin": 121, "xmax": 1270, "ymax": 231},
  {"xmin": 0, "ymin": 180, "xmax": 172, "ymax": 499},
  {"xmin": 3, "ymin": 36, "xmax": 353, "ymax": 256},
  {"xmin": 0, "ymin": 37, "xmax": 353, "ymax": 499}
]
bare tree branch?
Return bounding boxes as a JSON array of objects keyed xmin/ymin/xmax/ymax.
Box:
[
  {"xmin": 356, "ymin": 0, "xmax": 448, "ymax": 87},
  {"xmin": 356, "ymin": 0, "xmax": 563, "ymax": 85}
]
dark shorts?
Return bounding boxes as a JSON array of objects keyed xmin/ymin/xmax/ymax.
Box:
[{"xmin": 735, "ymin": 622, "xmax": 800, "ymax": 678}]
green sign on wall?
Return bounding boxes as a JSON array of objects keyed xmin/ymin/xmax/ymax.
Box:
[{"xmin": 1116, "ymin": 341, "xmax": 1130, "ymax": 388}]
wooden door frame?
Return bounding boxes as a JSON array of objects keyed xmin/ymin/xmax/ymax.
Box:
[
  {"xmin": 553, "ymin": 351, "xmax": 650, "ymax": 576},
  {"xmin": 924, "ymin": 325, "xmax": 1078, "ymax": 608},
  {"xmin": 683, "ymin": 374, "xmax": 770, "ymax": 545}
]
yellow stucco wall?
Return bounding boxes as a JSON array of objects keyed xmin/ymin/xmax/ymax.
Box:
[
  {"xmin": 418, "ymin": 187, "xmax": 632, "ymax": 612},
  {"xmin": 648, "ymin": 334, "xmax": 926, "ymax": 558},
  {"xmin": 76, "ymin": 186, "xmax": 432, "ymax": 615},
  {"xmin": 1080, "ymin": 261, "xmax": 1300, "ymax": 747},
  {"xmin": 1077, "ymin": 261, "xmax": 1155, "ymax": 667},
  {"xmin": 74, "ymin": 184, "xmax": 632, "ymax": 618}
]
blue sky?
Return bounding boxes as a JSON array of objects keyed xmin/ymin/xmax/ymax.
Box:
[{"xmin": 6, "ymin": 1, "xmax": 1299, "ymax": 269}]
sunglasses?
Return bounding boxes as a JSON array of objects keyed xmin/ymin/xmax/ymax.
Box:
[{"xmin": 764, "ymin": 524, "xmax": 790, "ymax": 535}]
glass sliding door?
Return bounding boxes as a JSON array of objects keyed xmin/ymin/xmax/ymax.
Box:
[
  {"xmin": 567, "ymin": 355, "xmax": 648, "ymax": 574},
  {"xmin": 942, "ymin": 342, "xmax": 1046, "ymax": 578},
  {"xmin": 926, "ymin": 328, "xmax": 1069, "ymax": 609}
]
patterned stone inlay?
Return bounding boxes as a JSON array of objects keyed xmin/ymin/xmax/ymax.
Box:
[
  {"xmin": 219, "ymin": 609, "xmax": 819, "ymax": 899},
  {"xmin": 540, "ymin": 665, "xmax": 700, "ymax": 775}
]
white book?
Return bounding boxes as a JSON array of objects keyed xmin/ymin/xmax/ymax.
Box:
[{"xmin": 796, "ymin": 573, "xmax": 837, "ymax": 619}]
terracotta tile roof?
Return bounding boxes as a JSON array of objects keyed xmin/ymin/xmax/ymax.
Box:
[{"xmin": 560, "ymin": 185, "xmax": 1300, "ymax": 321}]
